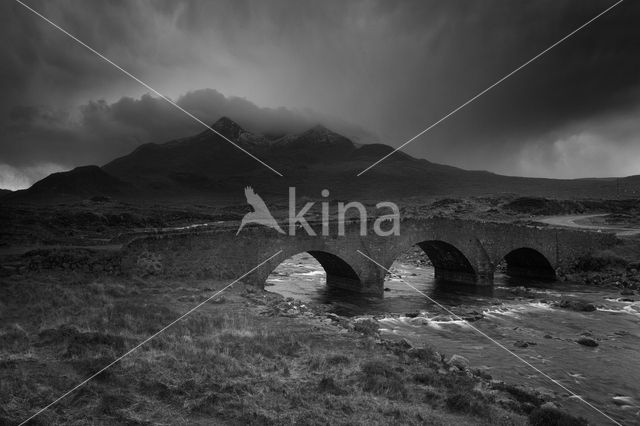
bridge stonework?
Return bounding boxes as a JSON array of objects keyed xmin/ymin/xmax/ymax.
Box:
[{"xmin": 121, "ymin": 218, "xmax": 618, "ymax": 296}]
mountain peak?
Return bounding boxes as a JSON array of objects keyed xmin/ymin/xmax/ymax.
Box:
[
  {"xmin": 211, "ymin": 116, "xmax": 245, "ymax": 139},
  {"xmin": 273, "ymin": 124, "xmax": 357, "ymax": 158},
  {"xmin": 300, "ymin": 124, "xmax": 351, "ymax": 143},
  {"xmin": 309, "ymin": 124, "xmax": 329, "ymax": 132}
]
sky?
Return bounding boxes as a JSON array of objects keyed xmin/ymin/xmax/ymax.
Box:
[{"xmin": 1, "ymin": 0, "xmax": 639, "ymax": 190}]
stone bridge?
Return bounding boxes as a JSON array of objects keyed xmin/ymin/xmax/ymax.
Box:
[{"xmin": 121, "ymin": 218, "xmax": 618, "ymax": 296}]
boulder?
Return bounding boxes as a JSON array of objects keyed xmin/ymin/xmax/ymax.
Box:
[
  {"xmin": 448, "ymin": 354, "xmax": 470, "ymax": 370},
  {"xmin": 462, "ymin": 310, "xmax": 484, "ymax": 322},
  {"xmin": 554, "ymin": 299, "xmax": 596, "ymax": 312},
  {"xmin": 396, "ymin": 338, "xmax": 413, "ymax": 350}
]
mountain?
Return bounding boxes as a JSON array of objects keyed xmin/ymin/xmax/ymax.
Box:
[
  {"xmin": 100, "ymin": 117, "xmax": 458, "ymax": 198},
  {"xmin": 5, "ymin": 117, "xmax": 640, "ymax": 203},
  {"xmin": 5, "ymin": 165, "xmax": 125, "ymax": 202},
  {"xmin": 103, "ymin": 117, "xmax": 275, "ymax": 187}
]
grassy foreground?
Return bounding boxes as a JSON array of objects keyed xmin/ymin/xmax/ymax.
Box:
[{"xmin": 0, "ymin": 271, "xmax": 585, "ymax": 425}]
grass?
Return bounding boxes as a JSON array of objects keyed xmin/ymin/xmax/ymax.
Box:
[
  {"xmin": 0, "ymin": 269, "xmax": 552, "ymax": 425},
  {"xmin": 359, "ymin": 360, "xmax": 407, "ymax": 399},
  {"xmin": 445, "ymin": 393, "xmax": 490, "ymax": 418},
  {"xmin": 528, "ymin": 407, "xmax": 588, "ymax": 426},
  {"xmin": 575, "ymin": 249, "xmax": 629, "ymax": 271}
]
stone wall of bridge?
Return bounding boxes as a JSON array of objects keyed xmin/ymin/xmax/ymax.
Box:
[
  {"xmin": 121, "ymin": 218, "xmax": 618, "ymax": 296},
  {"xmin": 121, "ymin": 221, "xmax": 384, "ymax": 293}
]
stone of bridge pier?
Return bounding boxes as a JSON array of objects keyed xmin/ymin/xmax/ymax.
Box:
[{"xmin": 121, "ymin": 218, "xmax": 618, "ymax": 296}]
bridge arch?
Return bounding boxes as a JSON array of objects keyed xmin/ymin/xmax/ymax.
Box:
[
  {"xmin": 499, "ymin": 247, "xmax": 556, "ymax": 280},
  {"xmin": 416, "ymin": 240, "xmax": 477, "ymax": 283},
  {"xmin": 388, "ymin": 239, "xmax": 479, "ymax": 285},
  {"xmin": 262, "ymin": 248, "xmax": 363, "ymax": 292}
]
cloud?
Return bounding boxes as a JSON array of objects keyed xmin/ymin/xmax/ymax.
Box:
[
  {"xmin": 0, "ymin": 88, "xmax": 378, "ymax": 188},
  {"xmin": 512, "ymin": 107, "xmax": 640, "ymax": 179},
  {"xmin": 1, "ymin": 0, "xmax": 640, "ymax": 188},
  {"xmin": 0, "ymin": 163, "xmax": 66, "ymax": 191}
]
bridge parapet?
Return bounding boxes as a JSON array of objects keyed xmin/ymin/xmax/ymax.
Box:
[{"xmin": 121, "ymin": 217, "xmax": 618, "ymax": 296}]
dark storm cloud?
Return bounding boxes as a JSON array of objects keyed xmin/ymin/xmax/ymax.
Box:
[
  {"xmin": 1, "ymin": 0, "xmax": 639, "ymax": 188},
  {"xmin": 0, "ymin": 88, "xmax": 376, "ymax": 167},
  {"xmin": 353, "ymin": 0, "xmax": 640, "ymax": 175}
]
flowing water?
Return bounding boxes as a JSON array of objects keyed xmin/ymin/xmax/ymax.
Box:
[{"xmin": 266, "ymin": 253, "xmax": 640, "ymax": 425}]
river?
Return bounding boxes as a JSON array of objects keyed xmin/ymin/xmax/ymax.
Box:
[{"xmin": 266, "ymin": 253, "xmax": 640, "ymax": 425}]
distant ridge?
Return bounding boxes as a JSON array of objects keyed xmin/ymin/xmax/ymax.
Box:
[
  {"xmin": 5, "ymin": 166, "xmax": 124, "ymax": 202},
  {"xmin": 4, "ymin": 117, "xmax": 640, "ymax": 203}
]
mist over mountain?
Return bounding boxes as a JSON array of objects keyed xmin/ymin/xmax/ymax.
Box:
[{"xmin": 5, "ymin": 117, "xmax": 640, "ymax": 204}]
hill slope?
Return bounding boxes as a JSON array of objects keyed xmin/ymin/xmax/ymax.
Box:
[{"xmin": 5, "ymin": 166, "xmax": 125, "ymax": 202}]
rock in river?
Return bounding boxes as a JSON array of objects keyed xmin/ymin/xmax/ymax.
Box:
[
  {"xmin": 576, "ymin": 337, "xmax": 599, "ymax": 347},
  {"xmin": 554, "ymin": 299, "xmax": 596, "ymax": 312}
]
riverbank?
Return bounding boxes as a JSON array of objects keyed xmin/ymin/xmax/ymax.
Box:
[
  {"xmin": 267, "ymin": 250, "xmax": 640, "ymax": 425},
  {"xmin": 558, "ymin": 235, "xmax": 640, "ymax": 292},
  {"xmin": 0, "ymin": 269, "xmax": 588, "ymax": 425}
]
